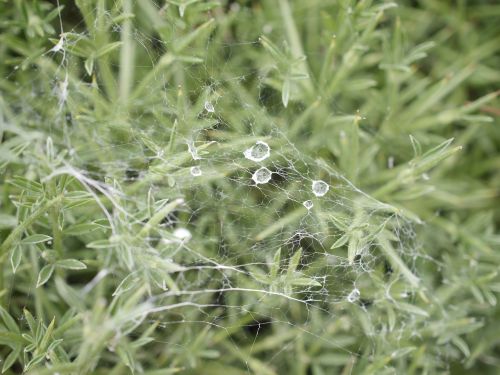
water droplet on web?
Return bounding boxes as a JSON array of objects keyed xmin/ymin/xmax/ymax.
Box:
[
  {"xmin": 244, "ymin": 141, "xmax": 270, "ymax": 162},
  {"xmin": 303, "ymin": 200, "xmax": 313, "ymax": 210},
  {"xmin": 252, "ymin": 167, "xmax": 272, "ymax": 184},
  {"xmin": 347, "ymin": 288, "xmax": 360, "ymax": 303},
  {"xmin": 312, "ymin": 180, "xmax": 329, "ymax": 197},
  {"xmin": 204, "ymin": 101, "xmax": 214, "ymax": 113},
  {"xmin": 173, "ymin": 228, "xmax": 192, "ymax": 242},
  {"xmin": 190, "ymin": 166, "xmax": 202, "ymax": 177}
]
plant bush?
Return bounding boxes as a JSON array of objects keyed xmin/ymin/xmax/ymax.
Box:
[{"xmin": 0, "ymin": 0, "xmax": 499, "ymax": 374}]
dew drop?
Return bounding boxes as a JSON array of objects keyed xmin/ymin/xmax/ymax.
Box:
[
  {"xmin": 303, "ymin": 200, "xmax": 313, "ymax": 210},
  {"xmin": 252, "ymin": 167, "xmax": 272, "ymax": 184},
  {"xmin": 190, "ymin": 166, "xmax": 202, "ymax": 177},
  {"xmin": 312, "ymin": 180, "xmax": 329, "ymax": 197},
  {"xmin": 244, "ymin": 141, "xmax": 270, "ymax": 162},
  {"xmin": 173, "ymin": 228, "xmax": 192, "ymax": 242},
  {"xmin": 347, "ymin": 288, "xmax": 360, "ymax": 303},
  {"xmin": 204, "ymin": 101, "xmax": 214, "ymax": 113}
]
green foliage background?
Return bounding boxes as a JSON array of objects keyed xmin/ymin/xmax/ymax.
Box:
[{"xmin": 0, "ymin": 0, "xmax": 499, "ymax": 374}]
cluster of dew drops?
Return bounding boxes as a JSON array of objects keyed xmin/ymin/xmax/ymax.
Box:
[
  {"xmin": 185, "ymin": 137, "xmax": 364, "ymax": 303},
  {"xmin": 188, "ymin": 103, "xmax": 329, "ymax": 204},
  {"xmin": 186, "ymin": 134, "xmax": 363, "ymax": 301},
  {"xmin": 243, "ymin": 141, "xmax": 329, "ymax": 209}
]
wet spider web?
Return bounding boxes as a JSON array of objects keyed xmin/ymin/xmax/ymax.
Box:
[{"xmin": 0, "ymin": 1, "xmax": 435, "ymax": 373}]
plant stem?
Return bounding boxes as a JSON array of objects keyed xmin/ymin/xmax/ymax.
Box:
[{"xmin": 119, "ymin": 0, "xmax": 134, "ymax": 104}]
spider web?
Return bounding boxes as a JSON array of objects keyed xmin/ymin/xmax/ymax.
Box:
[{"xmin": 0, "ymin": 1, "xmax": 438, "ymax": 373}]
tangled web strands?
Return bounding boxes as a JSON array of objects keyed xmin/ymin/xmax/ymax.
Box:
[{"xmin": 29, "ymin": 98, "xmax": 424, "ymax": 369}]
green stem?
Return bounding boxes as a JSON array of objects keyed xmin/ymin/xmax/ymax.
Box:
[{"xmin": 119, "ymin": 0, "xmax": 134, "ymax": 104}]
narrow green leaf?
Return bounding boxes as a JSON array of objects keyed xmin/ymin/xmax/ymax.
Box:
[
  {"xmin": 23, "ymin": 309, "xmax": 36, "ymax": 333},
  {"xmin": 10, "ymin": 246, "xmax": 22, "ymax": 273},
  {"xmin": 282, "ymin": 78, "xmax": 290, "ymax": 108},
  {"xmin": 409, "ymin": 135, "xmax": 422, "ymax": 157},
  {"xmin": 24, "ymin": 353, "xmax": 45, "ymax": 372},
  {"xmin": 270, "ymin": 248, "xmax": 281, "ymax": 279},
  {"xmin": 84, "ymin": 57, "xmax": 94, "ymax": 76},
  {"xmin": 259, "ymin": 35, "xmax": 287, "ymax": 63},
  {"xmin": 0, "ymin": 214, "xmax": 17, "ymax": 229},
  {"xmin": 394, "ymin": 301, "xmax": 429, "ymax": 317},
  {"xmin": 95, "ymin": 41, "xmax": 123, "ymax": 58},
  {"xmin": 0, "ymin": 306, "xmax": 20, "ymax": 333},
  {"xmin": 116, "ymin": 342, "xmax": 136, "ymax": 372},
  {"xmin": 290, "ymin": 277, "xmax": 321, "ymax": 287},
  {"xmin": 287, "ymin": 248, "xmax": 302, "ymax": 277},
  {"xmin": 173, "ymin": 18, "xmax": 215, "ymax": 53},
  {"xmin": 87, "ymin": 239, "xmax": 119, "ymax": 249},
  {"xmin": 2, "ymin": 345, "xmax": 21, "ymax": 373},
  {"xmin": 39, "ymin": 318, "xmax": 56, "ymax": 351},
  {"xmin": 56, "ymin": 259, "xmax": 87, "ymax": 270},
  {"xmin": 63, "ymin": 222, "xmax": 102, "ymax": 235},
  {"xmin": 0, "ymin": 332, "xmax": 23, "ymax": 346},
  {"xmin": 8, "ymin": 176, "xmax": 43, "ymax": 193},
  {"xmin": 37, "ymin": 265, "xmax": 55, "ymax": 287},
  {"xmin": 452, "ymin": 336, "xmax": 471, "ymax": 357},
  {"xmin": 391, "ymin": 346, "xmax": 417, "ymax": 359},
  {"xmin": 113, "ymin": 272, "xmax": 140, "ymax": 296},
  {"xmin": 347, "ymin": 231, "xmax": 362, "ymax": 264},
  {"xmin": 21, "ymin": 234, "xmax": 52, "ymax": 245},
  {"xmin": 331, "ymin": 234, "xmax": 349, "ymax": 249}
]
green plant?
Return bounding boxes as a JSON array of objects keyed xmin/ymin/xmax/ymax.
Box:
[{"xmin": 0, "ymin": 0, "xmax": 499, "ymax": 374}]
